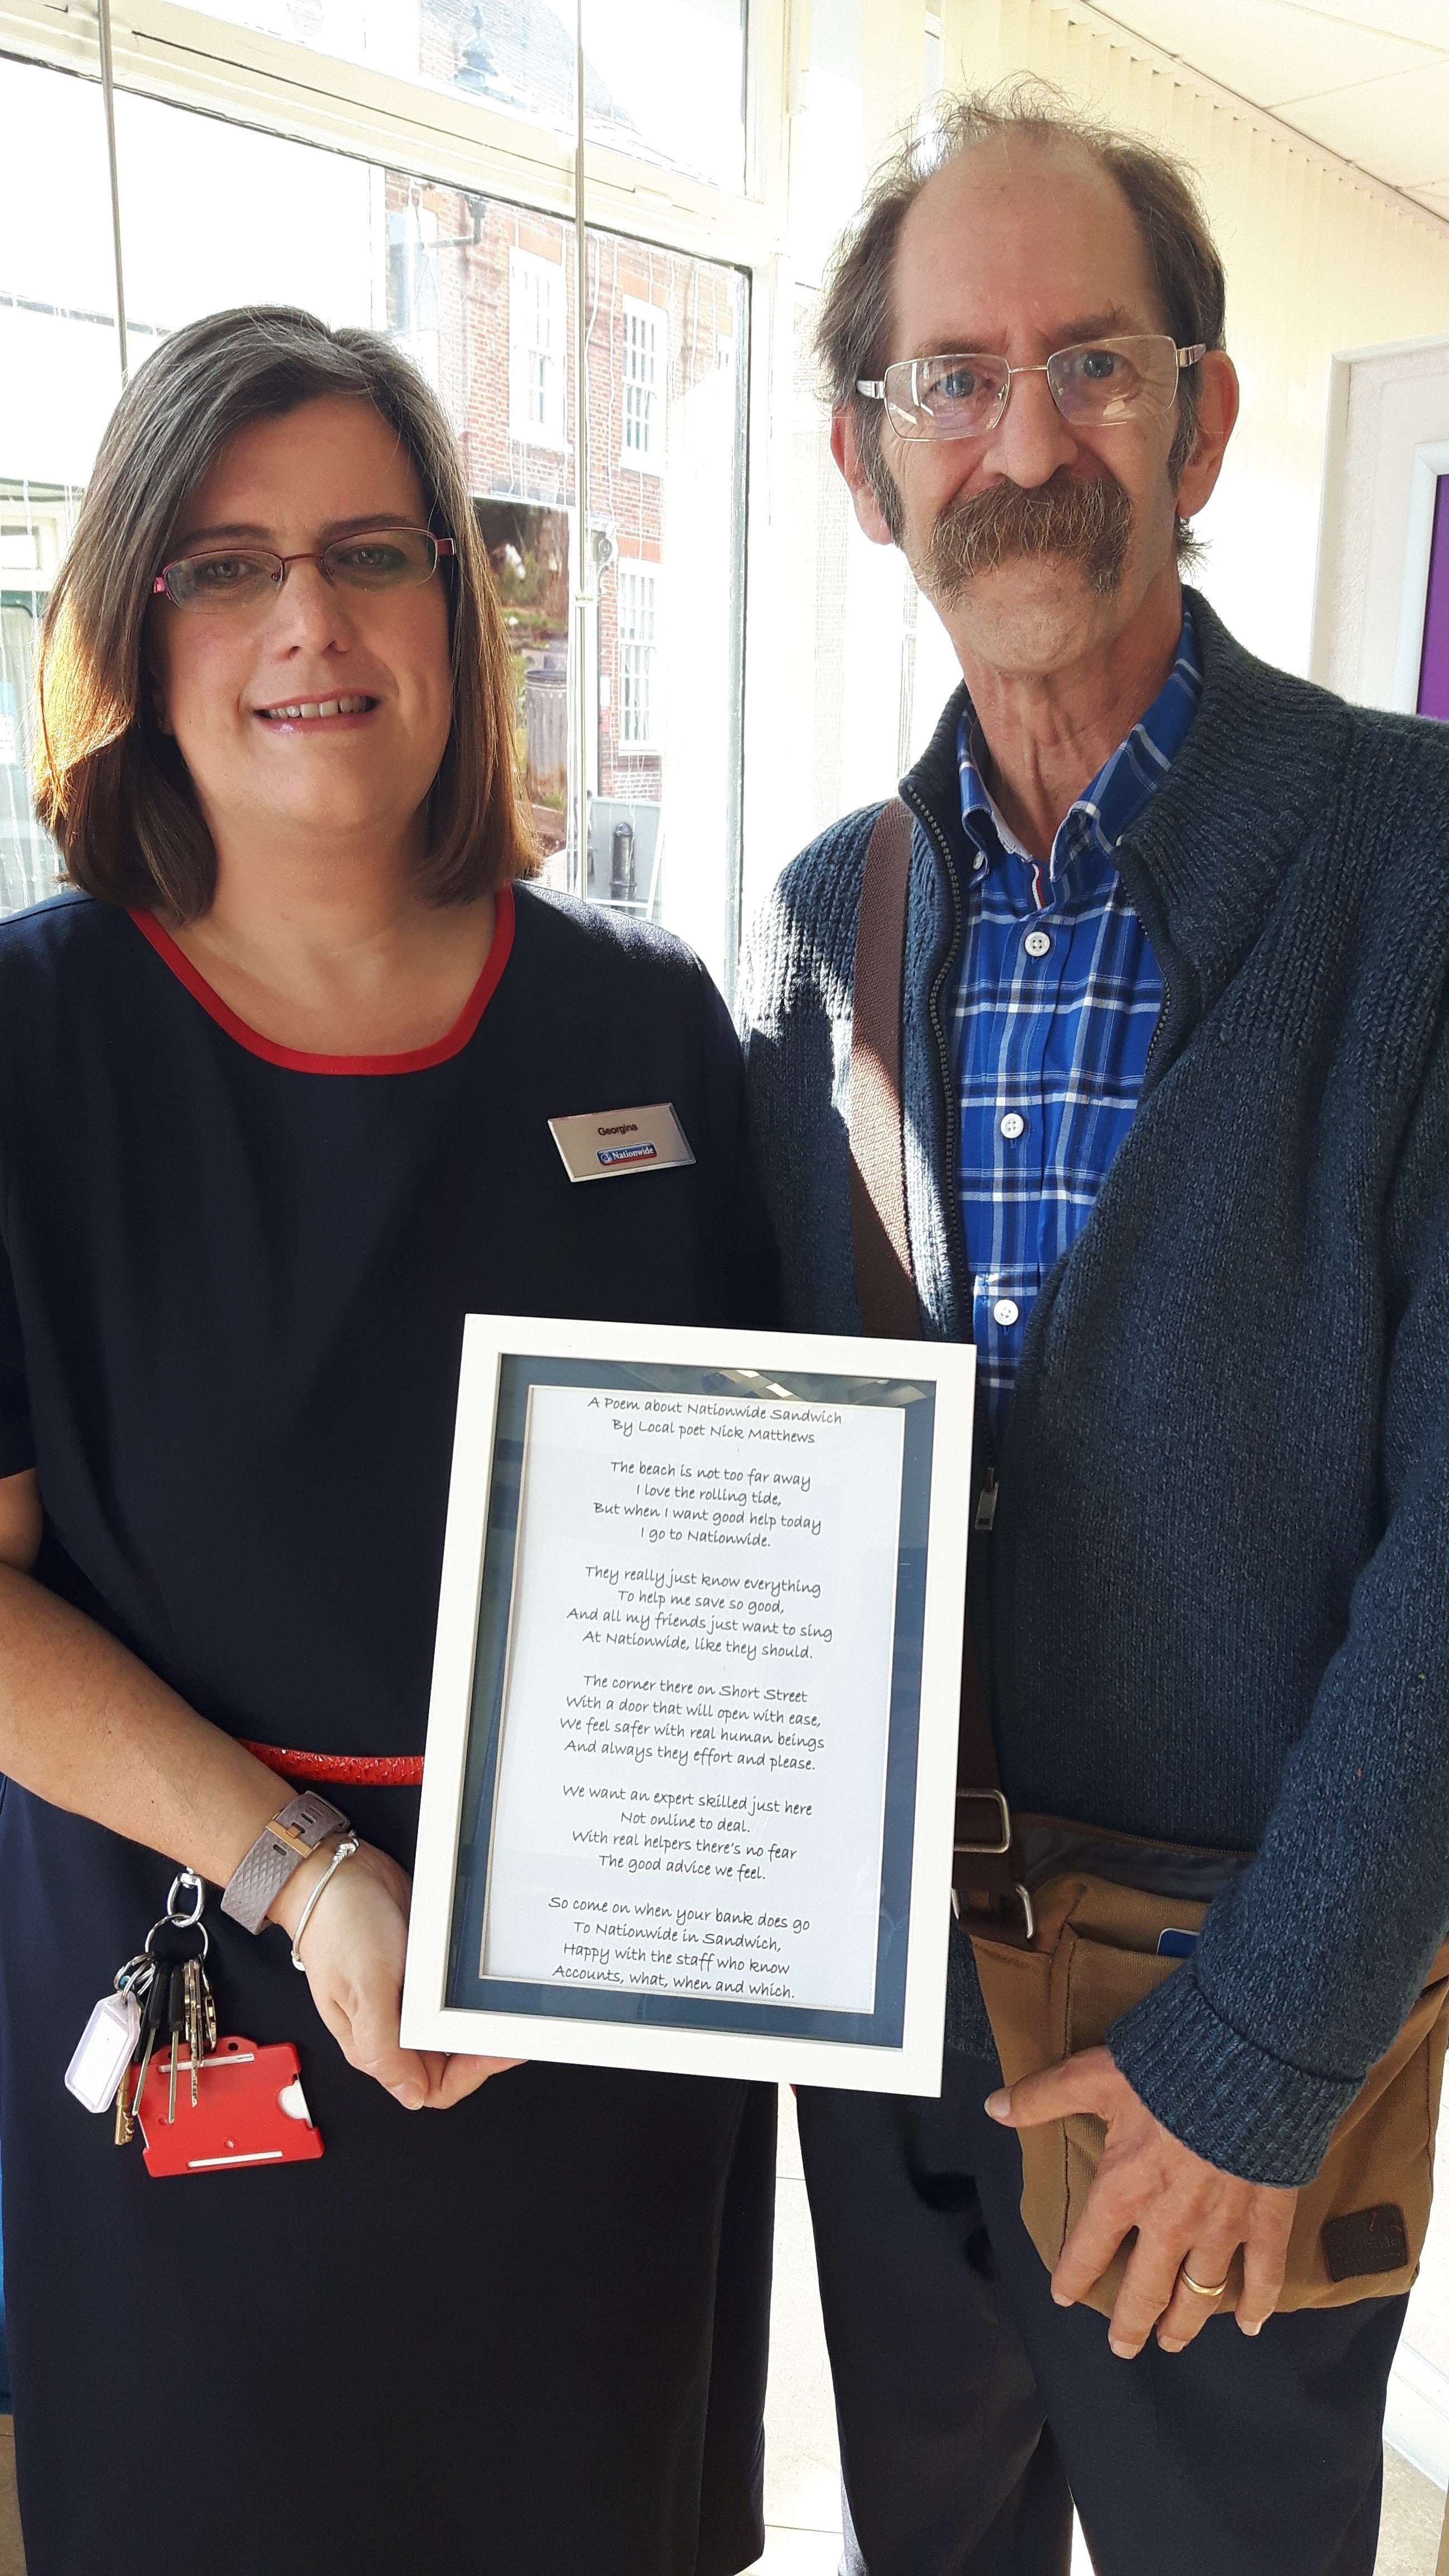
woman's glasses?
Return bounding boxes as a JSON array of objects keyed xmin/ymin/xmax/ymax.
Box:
[
  {"xmin": 856, "ymin": 335, "xmax": 1205, "ymax": 443},
  {"xmin": 151, "ymin": 526, "xmax": 455, "ymax": 611}
]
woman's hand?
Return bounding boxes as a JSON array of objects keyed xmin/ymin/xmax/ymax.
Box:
[{"xmin": 274, "ymin": 1837, "xmax": 519, "ymax": 2110}]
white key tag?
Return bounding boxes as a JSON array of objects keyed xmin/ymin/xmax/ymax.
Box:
[{"xmin": 65, "ymin": 1988, "xmax": 143, "ymax": 2115}]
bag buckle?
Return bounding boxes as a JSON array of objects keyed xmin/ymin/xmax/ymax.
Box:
[
  {"xmin": 952, "ymin": 1880, "xmax": 1036, "ymax": 1941},
  {"xmin": 954, "ymin": 1788, "xmax": 1011, "ymax": 1857},
  {"xmin": 951, "ymin": 1792, "xmax": 1034, "ymax": 1937}
]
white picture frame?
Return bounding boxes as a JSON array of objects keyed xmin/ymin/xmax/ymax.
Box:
[{"xmin": 401, "ymin": 1313, "xmax": 975, "ymax": 2094}]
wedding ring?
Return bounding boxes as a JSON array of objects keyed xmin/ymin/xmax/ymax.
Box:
[{"xmin": 1179, "ymin": 2265, "xmax": 1230, "ymax": 2298}]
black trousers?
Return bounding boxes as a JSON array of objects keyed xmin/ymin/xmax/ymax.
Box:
[{"xmin": 796, "ymin": 2056, "xmax": 1408, "ymax": 2576}]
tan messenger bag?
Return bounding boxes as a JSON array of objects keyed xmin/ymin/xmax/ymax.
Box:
[{"xmin": 847, "ymin": 797, "xmax": 1449, "ymax": 2319}]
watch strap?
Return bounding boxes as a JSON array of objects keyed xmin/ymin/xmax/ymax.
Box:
[{"xmin": 220, "ymin": 1791, "xmax": 351, "ymax": 1934}]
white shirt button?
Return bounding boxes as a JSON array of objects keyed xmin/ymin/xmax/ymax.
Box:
[
  {"xmin": 992, "ymin": 1298, "xmax": 1020, "ymax": 1328},
  {"xmin": 1000, "ymin": 1112, "xmax": 1026, "ymax": 1141},
  {"xmin": 1024, "ymin": 928, "xmax": 1052, "ymax": 958}
]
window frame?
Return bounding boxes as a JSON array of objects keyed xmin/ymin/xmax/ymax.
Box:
[{"xmin": 1, "ymin": 0, "xmax": 785, "ymax": 267}]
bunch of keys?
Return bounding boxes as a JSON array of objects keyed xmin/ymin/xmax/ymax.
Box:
[{"xmin": 65, "ymin": 1871, "xmax": 217, "ymax": 2141}]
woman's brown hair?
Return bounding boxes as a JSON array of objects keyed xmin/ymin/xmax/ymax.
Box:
[{"xmin": 35, "ymin": 305, "xmax": 537, "ymax": 915}]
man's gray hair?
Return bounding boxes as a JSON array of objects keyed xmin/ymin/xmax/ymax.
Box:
[{"xmin": 816, "ymin": 78, "xmax": 1227, "ymax": 557}]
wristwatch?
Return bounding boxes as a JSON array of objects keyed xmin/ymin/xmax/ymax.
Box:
[{"xmin": 220, "ymin": 1792, "xmax": 352, "ymax": 1934}]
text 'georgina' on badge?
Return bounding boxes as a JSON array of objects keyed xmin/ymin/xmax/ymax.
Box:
[{"xmin": 548, "ymin": 1103, "xmax": 695, "ymax": 1184}]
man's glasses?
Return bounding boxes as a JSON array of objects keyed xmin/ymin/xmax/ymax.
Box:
[
  {"xmin": 856, "ymin": 335, "xmax": 1205, "ymax": 443},
  {"xmin": 151, "ymin": 525, "xmax": 455, "ymax": 611}
]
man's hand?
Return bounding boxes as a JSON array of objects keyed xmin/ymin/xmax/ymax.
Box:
[{"xmin": 986, "ymin": 2047, "xmax": 1298, "ymax": 2356}]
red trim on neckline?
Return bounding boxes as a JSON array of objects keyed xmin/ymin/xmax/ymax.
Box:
[{"xmin": 128, "ymin": 884, "xmax": 514, "ymax": 1075}]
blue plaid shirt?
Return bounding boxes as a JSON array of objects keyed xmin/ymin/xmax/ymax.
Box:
[{"xmin": 951, "ymin": 606, "xmax": 1202, "ymax": 1439}]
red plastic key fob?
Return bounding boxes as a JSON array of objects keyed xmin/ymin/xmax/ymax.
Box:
[{"xmin": 136, "ymin": 2034, "xmax": 324, "ymax": 2176}]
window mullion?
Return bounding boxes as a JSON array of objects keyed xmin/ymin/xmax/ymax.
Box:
[{"xmin": 97, "ymin": 0, "xmax": 131, "ymax": 383}]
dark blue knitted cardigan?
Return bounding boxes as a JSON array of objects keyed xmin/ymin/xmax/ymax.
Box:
[{"xmin": 740, "ymin": 588, "xmax": 1449, "ymax": 2189}]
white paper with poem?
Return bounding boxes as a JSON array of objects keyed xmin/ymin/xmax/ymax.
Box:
[{"xmin": 480, "ymin": 1384, "xmax": 907, "ymax": 2014}]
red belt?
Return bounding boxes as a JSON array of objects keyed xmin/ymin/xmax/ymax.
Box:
[{"xmin": 240, "ymin": 1740, "xmax": 424, "ymax": 1787}]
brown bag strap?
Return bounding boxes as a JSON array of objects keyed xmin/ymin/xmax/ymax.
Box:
[{"xmin": 849, "ymin": 800, "xmax": 1032, "ymax": 1933}]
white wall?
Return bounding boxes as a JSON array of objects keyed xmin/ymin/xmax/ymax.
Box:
[
  {"xmin": 940, "ymin": 0, "xmax": 1449, "ymax": 680},
  {"xmin": 742, "ymin": 0, "xmax": 1449, "ymax": 910}
]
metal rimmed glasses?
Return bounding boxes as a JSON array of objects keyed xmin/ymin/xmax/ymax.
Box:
[
  {"xmin": 151, "ymin": 525, "xmax": 456, "ymax": 610},
  {"xmin": 856, "ymin": 335, "xmax": 1206, "ymax": 443}
]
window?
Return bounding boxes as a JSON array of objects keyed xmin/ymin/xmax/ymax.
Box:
[
  {"xmin": 509, "ymin": 249, "xmax": 568, "ymax": 451},
  {"xmin": 0, "ymin": 48, "xmax": 747, "ymax": 983},
  {"xmin": 0, "ymin": 57, "xmax": 114, "ymax": 917},
  {"xmin": 387, "ymin": 201, "xmax": 442, "ymax": 393},
  {"xmin": 616, "ymin": 561, "xmax": 659, "ymax": 750},
  {"xmin": 621, "ymin": 299, "xmax": 666, "ymax": 471},
  {"xmin": 181, "ymin": 0, "xmax": 750, "ymax": 193}
]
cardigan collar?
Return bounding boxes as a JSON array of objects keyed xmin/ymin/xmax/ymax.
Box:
[{"xmin": 901, "ymin": 584, "xmax": 1352, "ymax": 1025}]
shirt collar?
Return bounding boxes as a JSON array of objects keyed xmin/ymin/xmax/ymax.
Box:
[{"xmin": 956, "ymin": 600, "xmax": 1204, "ymax": 902}]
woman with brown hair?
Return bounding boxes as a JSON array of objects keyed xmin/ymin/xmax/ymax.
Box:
[{"xmin": 0, "ymin": 306, "xmax": 775, "ymax": 2575}]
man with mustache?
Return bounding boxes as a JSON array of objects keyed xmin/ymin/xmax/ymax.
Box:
[{"xmin": 742, "ymin": 86, "xmax": 1449, "ymax": 2576}]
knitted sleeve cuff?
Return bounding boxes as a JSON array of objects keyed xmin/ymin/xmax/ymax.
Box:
[{"xmin": 1106, "ymin": 1967, "xmax": 1360, "ymax": 2189}]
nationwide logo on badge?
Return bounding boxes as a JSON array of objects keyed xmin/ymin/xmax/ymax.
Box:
[{"xmin": 548, "ymin": 1104, "xmax": 695, "ymax": 1184}]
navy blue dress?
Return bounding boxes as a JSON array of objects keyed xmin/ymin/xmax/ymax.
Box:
[{"xmin": 0, "ymin": 882, "xmax": 778, "ymax": 2576}]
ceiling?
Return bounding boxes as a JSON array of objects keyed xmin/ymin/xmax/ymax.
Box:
[{"xmin": 1087, "ymin": 0, "xmax": 1449, "ymax": 224}]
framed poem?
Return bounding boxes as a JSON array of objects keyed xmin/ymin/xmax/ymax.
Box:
[{"xmin": 401, "ymin": 1314, "xmax": 976, "ymax": 2094}]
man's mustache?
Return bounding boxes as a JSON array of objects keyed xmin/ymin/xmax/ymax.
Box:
[{"xmin": 927, "ymin": 470, "xmax": 1133, "ymax": 598}]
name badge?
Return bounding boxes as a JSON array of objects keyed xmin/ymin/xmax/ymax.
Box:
[{"xmin": 549, "ymin": 1102, "xmax": 696, "ymax": 1184}]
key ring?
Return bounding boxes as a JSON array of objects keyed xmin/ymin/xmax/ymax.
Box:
[
  {"xmin": 144, "ymin": 1871, "xmax": 210, "ymax": 1962},
  {"xmin": 145, "ymin": 1917, "xmax": 210, "ymax": 1962}
]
